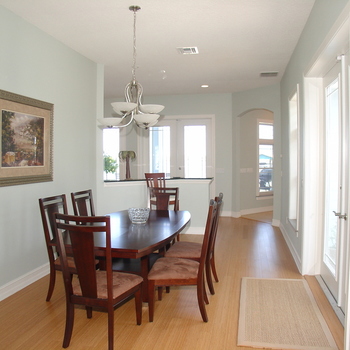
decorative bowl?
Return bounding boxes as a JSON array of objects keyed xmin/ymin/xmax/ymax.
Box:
[{"xmin": 128, "ymin": 208, "xmax": 150, "ymax": 224}]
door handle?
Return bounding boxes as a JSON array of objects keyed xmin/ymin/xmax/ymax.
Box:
[{"xmin": 333, "ymin": 211, "xmax": 347, "ymax": 220}]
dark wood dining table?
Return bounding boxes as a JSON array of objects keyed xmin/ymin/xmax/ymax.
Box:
[{"xmin": 94, "ymin": 209, "xmax": 191, "ymax": 301}]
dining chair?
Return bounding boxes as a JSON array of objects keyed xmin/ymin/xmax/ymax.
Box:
[
  {"xmin": 147, "ymin": 199, "xmax": 217, "ymax": 322},
  {"xmin": 163, "ymin": 193, "xmax": 223, "ymax": 295},
  {"xmin": 151, "ymin": 187, "xmax": 179, "ymax": 210},
  {"xmin": 38, "ymin": 194, "xmax": 76, "ymax": 301},
  {"xmin": 145, "ymin": 172, "xmax": 179, "ymax": 210},
  {"xmin": 53, "ymin": 213, "xmax": 143, "ymax": 350},
  {"xmin": 70, "ymin": 189, "xmax": 95, "ymax": 216}
]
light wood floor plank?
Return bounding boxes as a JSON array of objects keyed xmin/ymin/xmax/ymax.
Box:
[{"xmin": 0, "ymin": 217, "xmax": 344, "ymax": 349}]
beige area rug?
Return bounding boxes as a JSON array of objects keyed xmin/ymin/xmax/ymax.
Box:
[{"xmin": 238, "ymin": 278, "xmax": 338, "ymax": 350}]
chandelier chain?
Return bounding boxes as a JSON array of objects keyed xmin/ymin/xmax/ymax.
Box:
[
  {"xmin": 132, "ymin": 7, "xmax": 137, "ymax": 82},
  {"xmin": 99, "ymin": 5, "xmax": 164, "ymax": 129}
]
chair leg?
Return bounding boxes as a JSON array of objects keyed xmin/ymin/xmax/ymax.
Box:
[
  {"xmin": 210, "ymin": 254, "xmax": 219, "ymax": 282},
  {"xmin": 135, "ymin": 288, "xmax": 142, "ymax": 325},
  {"xmin": 197, "ymin": 280, "xmax": 208, "ymax": 322},
  {"xmin": 206, "ymin": 260, "xmax": 215, "ymax": 295},
  {"xmin": 62, "ymin": 302, "xmax": 75, "ymax": 348},
  {"xmin": 157, "ymin": 286, "xmax": 163, "ymax": 301},
  {"xmin": 86, "ymin": 306, "xmax": 93, "ymax": 318},
  {"xmin": 46, "ymin": 267, "xmax": 56, "ymax": 301},
  {"xmin": 203, "ymin": 279, "xmax": 209, "ymax": 305},
  {"xmin": 148, "ymin": 281, "xmax": 155, "ymax": 322},
  {"xmin": 107, "ymin": 306, "xmax": 114, "ymax": 350}
]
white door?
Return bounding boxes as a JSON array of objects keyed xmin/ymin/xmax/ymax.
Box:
[
  {"xmin": 320, "ymin": 60, "xmax": 348, "ymax": 312},
  {"xmin": 177, "ymin": 118, "xmax": 213, "ymax": 178}
]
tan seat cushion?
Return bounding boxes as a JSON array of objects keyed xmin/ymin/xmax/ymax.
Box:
[
  {"xmin": 72, "ymin": 271, "xmax": 143, "ymax": 299},
  {"xmin": 148, "ymin": 257, "xmax": 199, "ymax": 280},
  {"xmin": 164, "ymin": 241, "xmax": 201, "ymax": 259}
]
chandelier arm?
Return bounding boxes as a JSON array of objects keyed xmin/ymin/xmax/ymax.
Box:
[{"xmin": 116, "ymin": 113, "xmax": 134, "ymax": 128}]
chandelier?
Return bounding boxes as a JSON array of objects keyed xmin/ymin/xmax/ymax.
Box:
[{"xmin": 99, "ymin": 5, "xmax": 164, "ymax": 129}]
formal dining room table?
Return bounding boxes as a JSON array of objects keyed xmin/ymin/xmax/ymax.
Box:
[{"xmin": 93, "ymin": 209, "xmax": 191, "ymax": 301}]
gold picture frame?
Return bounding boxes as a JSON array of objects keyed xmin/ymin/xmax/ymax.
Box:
[{"xmin": 0, "ymin": 89, "xmax": 53, "ymax": 186}]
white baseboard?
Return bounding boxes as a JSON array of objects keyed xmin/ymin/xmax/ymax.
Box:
[
  {"xmin": 223, "ymin": 210, "xmax": 238, "ymax": 217},
  {"xmin": 240, "ymin": 206, "xmax": 273, "ymax": 216},
  {"xmin": 0, "ymin": 263, "xmax": 49, "ymax": 302},
  {"xmin": 279, "ymin": 222, "xmax": 302, "ymax": 273},
  {"xmin": 272, "ymin": 219, "xmax": 280, "ymax": 227}
]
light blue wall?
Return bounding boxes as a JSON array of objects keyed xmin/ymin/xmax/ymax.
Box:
[
  {"xmin": 104, "ymin": 85, "xmax": 281, "ymax": 221},
  {"xmin": 231, "ymin": 84, "xmax": 281, "ymax": 220},
  {"xmin": 104, "ymin": 93, "xmax": 234, "ymax": 216},
  {"xmin": 280, "ymin": 0, "xmax": 349, "ymax": 260},
  {"xmin": 2, "ymin": 0, "xmax": 349, "ymax": 296},
  {"xmin": 239, "ymin": 109, "xmax": 274, "ymax": 212},
  {"xmin": 0, "ymin": 6, "xmax": 102, "ymax": 289}
]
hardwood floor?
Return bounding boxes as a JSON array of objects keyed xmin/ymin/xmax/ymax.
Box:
[{"xmin": 0, "ymin": 217, "xmax": 344, "ymax": 350}]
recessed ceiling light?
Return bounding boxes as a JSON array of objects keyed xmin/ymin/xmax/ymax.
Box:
[{"xmin": 201, "ymin": 84, "xmax": 209, "ymax": 88}]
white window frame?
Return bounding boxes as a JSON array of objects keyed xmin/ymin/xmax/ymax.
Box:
[
  {"xmin": 257, "ymin": 119, "xmax": 274, "ymax": 197},
  {"xmin": 288, "ymin": 85, "xmax": 300, "ymax": 232}
]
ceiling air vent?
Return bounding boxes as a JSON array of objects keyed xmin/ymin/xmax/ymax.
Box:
[
  {"xmin": 260, "ymin": 71, "xmax": 279, "ymax": 77},
  {"xmin": 177, "ymin": 47, "xmax": 199, "ymax": 55}
]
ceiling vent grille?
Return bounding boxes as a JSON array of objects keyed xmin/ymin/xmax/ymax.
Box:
[
  {"xmin": 177, "ymin": 47, "xmax": 199, "ymax": 55},
  {"xmin": 260, "ymin": 71, "xmax": 279, "ymax": 77}
]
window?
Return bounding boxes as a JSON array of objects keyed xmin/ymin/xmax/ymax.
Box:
[
  {"xmin": 149, "ymin": 125, "xmax": 171, "ymax": 176},
  {"xmin": 288, "ymin": 87, "xmax": 300, "ymax": 230},
  {"xmin": 258, "ymin": 121, "xmax": 273, "ymax": 195},
  {"xmin": 103, "ymin": 128, "xmax": 120, "ymax": 180},
  {"xmin": 146, "ymin": 116, "xmax": 213, "ymax": 178}
]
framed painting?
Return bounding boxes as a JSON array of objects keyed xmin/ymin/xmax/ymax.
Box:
[{"xmin": 0, "ymin": 89, "xmax": 53, "ymax": 186}]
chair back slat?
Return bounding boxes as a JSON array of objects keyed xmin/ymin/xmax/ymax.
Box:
[
  {"xmin": 152, "ymin": 187, "xmax": 179, "ymax": 210},
  {"xmin": 198, "ymin": 199, "xmax": 217, "ymax": 277},
  {"xmin": 39, "ymin": 194, "xmax": 68, "ymax": 244},
  {"xmin": 71, "ymin": 189, "xmax": 95, "ymax": 216},
  {"xmin": 207, "ymin": 193, "xmax": 223, "ymax": 259},
  {"xmin": 145, "ymin": 173, "xmax": 166, "ymax": 188},
  {"xmin": 69, "ymin": 227, "xmax": 98, "ymax": 297}
]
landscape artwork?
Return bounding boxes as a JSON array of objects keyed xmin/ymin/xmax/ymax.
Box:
[
  {"xmin": 0, "ymin": 89, "xmax": 53, "ymax": 186},
  {"xmin": 2, "ymin": 110, "xmax": 44, "ymax": 168}
]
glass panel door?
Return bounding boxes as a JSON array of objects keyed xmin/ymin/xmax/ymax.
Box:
[
  {"xmin": 321, "ymin": 62, "xmax": 347, "ymax": 312},
  {"xmin": 323, "ymin": 78, "xmax": 340, "ymax": 278}
]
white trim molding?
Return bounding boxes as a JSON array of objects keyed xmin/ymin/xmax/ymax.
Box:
[{"xmin": 0, "ymin": 263, "xmax": 49, "ymax": 302}]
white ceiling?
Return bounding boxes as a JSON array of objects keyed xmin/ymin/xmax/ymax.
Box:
[{"xmin": 0, "ymin": 0, "xmax": 315, "ymax": 98}]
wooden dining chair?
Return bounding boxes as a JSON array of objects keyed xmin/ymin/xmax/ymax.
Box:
[
  {"xmin": 70, "ymin": 189, "xmax": 95, "ymax": 216},
  {"xmin": 164, "ymin": 193, "xmax": 223, "ymax": 295},
  {"xmin": 38, "ymin": 194, "xmax": 75, "ymax": 301},
  {"xmin": 54, "ymin": 213, "xmax": 143, "ymax": 350},
  {"xmin": 145, "ymin": 173, "xmax": 179, "ymax": 210},
  {"xmin": 151, "ymin": 187, "xmax": 179, "ymax": 210},
  {"xmin": 147, "ymin": 199, "xmax": 217, "ymax": 322}
]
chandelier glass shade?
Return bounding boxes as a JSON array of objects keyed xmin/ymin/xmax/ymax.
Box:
[{"xmin": 98, "ymin": 5, "xmax": 164, "ymax": 129}]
